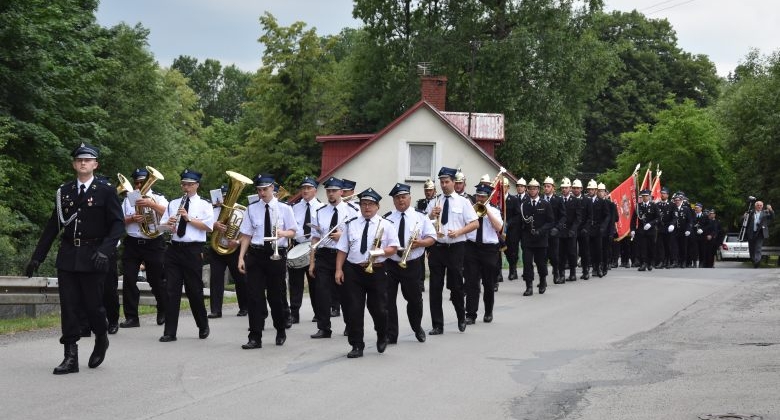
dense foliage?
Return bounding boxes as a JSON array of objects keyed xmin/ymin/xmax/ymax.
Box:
[{"xmin": 1, "ymin": 0, "xmax": 777, "ymax": 275}]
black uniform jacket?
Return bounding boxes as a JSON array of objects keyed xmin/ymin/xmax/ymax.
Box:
[
  {"xmin": 32, "ymin": 180, "xmax": 125, "ymax": 272},
  {"xmin": 519, "ymin": 198, "xmax": 555, "ymax": 248}
]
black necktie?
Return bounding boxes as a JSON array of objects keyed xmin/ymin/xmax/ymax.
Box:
[
  {"xmin": 330, "ymin": 207, "xmax": 338, "ymax": 230},
  {"xmin": 78, "ymin": 184, "xmax": 86, "ymax": 201},
  {"xmin": 264, "ymin": 204, "xmax": 272, "ymax": 238},
  {"xmin": 360, "ymin": 218, "xmax": 370, "ymax": 253},
  {"xmin": 532, "ymin": 199, "xmax": 537, "ymax": 208},
  {"xmin": 398, "ymin": 212, "xmax": 405, "ymax": 245},
  {"xmin": 303, "ymin": 202, "xmax": 311, "ymax": 236},
  {"xmin": 176, "ymin": 197, "xmax": 190, "ymax": 237},
  {"xmin": 441, "ymin": 196, "xmax": 449, "ymax": 225},
  {"xmin": 477, "ymin": 217, "xmax": 484, "ymax": 244}
]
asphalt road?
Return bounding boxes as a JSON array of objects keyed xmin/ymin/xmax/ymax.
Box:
[{"xmin": 1, "ymin": 261, "xmax": 778, "ymax": 420}]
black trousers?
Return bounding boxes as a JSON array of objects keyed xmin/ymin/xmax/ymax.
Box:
[
  {"xmin": 122, "ymin": 237, "xmax": 167, "ymax": 320},
  {"xmin": 656, "ymin": 232, "xmax": 671, "ymax": 265},
  {"xmin": 208, "ymin": 250, "xmax": 247, "ymax": 314},
  {"xmin": 588, "ymin": 235, "xmax": 603, "ymax": 271},
  {"xmin": 313, "ymin": 248, "xmax": 338, "ymax": 332},
  {"xmin": 636, "ymin": 230, "xmax": 656, "ymax": 265},
  {"xmin": 385, "ymin": 258, "xmax": 424, "ymax": 339},
  {"xmin": 427, "ymin": 242, "xmax": 466, "ymax": 330},
  {"xmin": 703, "ymin": 238, "xmax": 718, "ymax": 268},
  {"xmin": 59, "ymin": 269, "xmax": 107, "ymax": 344},
  {"xmin": 547, "ymin": 236, "xmax": 560, "ymax": 276},
  {"xmin": 558, "ymin": 236, "xmax": 577, "ymax": 277},
  {"xmin": 577, "ymin": 232, "xmax": 590, "ymax": 274},
  {"xmin": 163, "ymin": 243, "xmax": 208, "ymax": 337},
  {"xmin": 244, "ymin": 246, "xmax": 287, "ymax": 340},
  {"xmin": 670, "ymin": 232, "xmax": 688, "ymax": 265},
  {"xmin": 343, "ymin": 262, "xmax": 388, "ymax": 348},
  {"xmin": 103, "ymin": 251, "xmax": 120, "ymax": 325},
  {"xmin": 505, "ymin": 224, "xmax": 521, "ymax": 269},
  {"xmin": 464, "ymin": 242, "xmax": 498, "ymax": 318},
  {"xmin": 522, "ymin": 245, "xmax": 548, "ymax": 286},
  {"xmin": 288, "ymin": 265, "xmax": 315, "ymax": 317}
]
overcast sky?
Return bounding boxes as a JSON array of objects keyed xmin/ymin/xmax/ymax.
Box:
[{"xmin": 95, "ymin": 0, "xmax": 779, "ymax": 77}]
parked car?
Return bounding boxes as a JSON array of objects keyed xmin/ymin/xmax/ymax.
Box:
[{"xmin": 717, "ymin": 232, "xmax": 750, "ymax": 261}]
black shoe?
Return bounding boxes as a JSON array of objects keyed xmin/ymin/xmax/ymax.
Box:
[
  {"xmin": 310, "ymin": 329, "xmax": 332, "ymax": 339},
  {"xmin": 523, "ymin": 288, "xmax": 533, "ymax": 296},
  {"xmin": 508, "ymin": 270, "xmax": 518, "ymax": 280},
  {"xmin": 343, "ymin": 326, "xmax": 349, "ymax": 336},
  {"xmin": 159, "ymin": 335, "xmax": 177, "ymax": 342},
  {"xmin": 53, "ymin": 344, "xmax": 79, "ymax": 375},
  {"xmin": 80, "ymin": 328, "xmax": 91, "ymax": 338},
  {"xmin": 493, "ymin": 283, "xmax": 499, "ymax": 292},
  {"xmin": 311, "ymin": 315, "xmax": 318, "ymax": 322},
  {"xmin": 330, "ymin": 308, "xmax": 340, "ymax": 317},
  {"xmin": 199, "ymin": 327, "xmax": 210, "ymax": 339},
  {"xmin": 291, "ymin": 313, "xmax": 300, "ymax": 324},
  {"xmin": 207, "ymin": 312, "xmax": 222, "ymax": 319},
  {"xmin": 347, "ymin": 346, "xmax": 364, "ymax": 358},
  {"xmin": 539, "ymin": 286, "xmax": 546, "ymax": 294},
  {"xmin": 638, "ymin": 264, "xmax": 647, "ymax": 272},
  {"xmin": 236, "ymin": 309, "xmax": 248, "ymax": 317},
  {"xmin": 387, "ymin": 336, "xmax": 398, "ymax": 344},
  {"xmin": 483, "ymin": 314, "xmax": 493, "ymax": 323},
  {"xmin": 242, "ymin": 339, "xmax": 262, "ymax": 349},
  {"xmin": 567, "ymin": 275, "xmax": 577, "ymax": 282},
  {"xmin": 120, "ymin": 319, "xmax": 139, "ymax": 328},
  {"xmin": 458, "ymin": 318, "xmax": 467, "ymax": 332},
  {"xmin": 465, "ymin": 317, "xmax": 476, "ymax": 325},
  {"xmin": 497, "ymin": 274, "xmax": 504, "ymax": 283},
  {"xmin": 156, "ymin": 313, "xmax": 165, "ymax": 325},
  {"xmin": 88, "ymin": 334, "xmax": 109, "ymax": 368},
  {"xmin": 414, "ymin": 328, "xmax": 427, "ymax": 342},
  {"xmin": 275, "ymin": 332, "xmax": 286, "ymax": 346},
  {"xmin": 285, "ymin": 316, "xmax": 293, "ymax": 329},
  {"xmin": 377, "ymin": 338, "xmax": 388, "ymax": 353},
  {"xmin": 648, "ymin": 265, "xmax": 653, "ymax": 271},
  {"xmin": 428, "ymin": 327, "xmax": 443, "ymax": 335},
  {"xmin": 107, "ymin": 324, "xmax": 119, "ymax": 335}
]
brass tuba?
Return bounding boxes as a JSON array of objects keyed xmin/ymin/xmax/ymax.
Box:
[
  {"xmin": 116, "ymin": 173, "xmax": 133, "ymax": 195},
  {"xmin": 137, "ymin": 166, "xmax": 165, "ymax": 238},
  {"xmin": 210, "ymin": 171, "xmax": 254, "ymax": 255},
  {"xmin": 474, "ymin": 167, "xmax": 506, "ymax": 217}
]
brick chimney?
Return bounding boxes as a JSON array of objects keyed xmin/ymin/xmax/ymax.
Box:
[{"xmin": 420, "ymin": 76, "xmax": 447, "ymax": 111}]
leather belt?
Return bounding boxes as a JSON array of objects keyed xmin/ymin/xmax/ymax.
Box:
[
  {"xmin": 316, "ymin": 248, "xmax": 338, "ymax": 255},
  {"xmin": 433, "ymin": 242, "xmax": 464, "ymax": 247},
  {"xmin": 249, "ymin": 244, "xmax": 287, "ymax": 252},
  {"xmin": 64, "ymin": 238, "xmax": 102, "ymax": 247},
  {"xmin": 356, "ymin": 262, "xmax": 383, "ymax": 269},
  {"xmin": 170, "ymin": 241, "xmax": 204, "ymax": 247},
  {"xmin": 127, "ymin": 236, "xmax": 161, "ymax": 245}
]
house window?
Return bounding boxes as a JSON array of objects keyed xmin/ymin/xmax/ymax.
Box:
[{"xmin": 409, "ymin": 143, "xmax": 434, "ymax": 178}]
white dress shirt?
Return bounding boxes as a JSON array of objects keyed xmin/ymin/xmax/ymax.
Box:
[
  {"xmin": 336, "ymin": 215, "xmax": 400, "ymax": 264},
  {"xmin": 239, "ymin": 198, "xmax": 299, "ymax": 248},
  {"xmin": 466, "ymin": 205, "xmax": 501, "ymax": 244},
  {"xmin": 123, "ymin": 191, "xmax": 168, "ymax": 239},
  {"xmin": 385, "ymin": 208, "xmax": 436, "ymax": 262},
  {"xmin": 426, "ymin": 193, "xmax": 478, "ymax": 244},
  {"xmin": 292, "ymin": 197, "xmax": 324, "ymax": 243},
  {"xmin": 163, "ymin": 194, "xmax": 214, "ymax": 242},
  {"xmin": 311, "ymin": 201, "xmax": 355, "ymax": 249}
]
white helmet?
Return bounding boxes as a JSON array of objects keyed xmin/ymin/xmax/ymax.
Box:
[
  {"xmin": 454, "ymin": 169, "xmax": 465, "ymax": 183},
  {"xmin": 516, "ymin": 177, "xmax": 527, "ymax": 186},
  {"xmin": 597, "ymin": 182, "xmax": 606, "ymax": 190},
  {"xmin": 572, "ymin": 179, "xmax": 583, "ymax": 188},
  {"xmin": 543, "ymin": 176, "xmax": 555, "ymax": 185},
  {"xmin": 479, "ymin": 174, "xmax": 491, "ymax": 184},
  {"xmin": 560, "ymin": 177, "xmax": 571, "ymax": 188},
  {"xmin": 587, "ymin": 179, "xmax": 598, "ymax": 189},
  {"xmin": 527, "ymin": 178, "xmax": 540, "ymax": 188}
]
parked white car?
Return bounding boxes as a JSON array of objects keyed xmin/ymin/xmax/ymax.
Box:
[{"xmin": 717, "ymin": 232, "xmax": 750, "ymax": 261}]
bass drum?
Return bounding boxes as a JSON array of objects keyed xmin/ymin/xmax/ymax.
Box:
[{"xmin": 286, "ymin": 243, "xmax": 311, "ymax": 269}]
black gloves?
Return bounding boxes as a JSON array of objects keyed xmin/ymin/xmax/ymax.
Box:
[
  {"xmin": 92, "ymin": 251, "xmax": 109, "ymax": 271},
  {"xmin": 25, "ymin": 259, "xmax": 40, "ymax": 278},
  {"xmin": 549, "ymin": 227, "xmax": 559, "ymax": 237}
]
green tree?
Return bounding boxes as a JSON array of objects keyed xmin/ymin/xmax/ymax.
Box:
[
  {"xmin": 718, "ymin": 49, "xmax": 780, "ymax": 238},
  {"xmin": 603, "ymin": 100, "xmax": 737, "ymax": 218},
  {"xmin": 171, "ymin": 57, "xmax": 252, "ymax": 124},
  {"xmin": 582, "ymin": 10, "xmax": 721, "ymax": 175}
]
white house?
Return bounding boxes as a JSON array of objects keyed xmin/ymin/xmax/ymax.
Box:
[{"xmin": 314, "ymin": 76, "xmax": 514, "ymax": 201}]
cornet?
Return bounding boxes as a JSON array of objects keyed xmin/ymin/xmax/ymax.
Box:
[
  {"xmin": 365, "ymin": 220, "xmax": 384, "ymax": 274},
  {"xmin": 433, "ymin": 195, "xmax": 443, "ymax": 238},
  {"xmin": 399, "ymin": 221, "xmax": 419, "ymax": 269}
]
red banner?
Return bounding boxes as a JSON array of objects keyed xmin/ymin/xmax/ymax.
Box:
[
  {"xmin": 640, "ymin": 167, "xmax": 652, "ymax": 191},
  {"xmin": 651, "ymin": 173, "xmax": 662, "ymax": 202},
  {"xmin": 609, "ymin": 174, "xmax": 637, "ymax": 240},
  {"xmin": 490, "ymin": 178, "xmax": 506, "ymax": 214}
]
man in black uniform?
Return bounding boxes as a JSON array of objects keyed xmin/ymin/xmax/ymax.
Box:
[
  {"xmin": 558, "ymin": 178, "xmax": 582, "ymax": 282},
  {"xmin": 504, "ymin": 178, "xmax": 526, "ymax": 280},
  {"xmin": 702, "ymin": 209, "xmax": 723, "ymax": 268},
  {"xmin": 542, "ymin": 177, "xmax": 566, "ymax": 284},
  {"xmin": 654, "ymin": 187, "xmax": 673, "ymax": 268},
  {"xmin": 668, "ymin": 193, "xmax": 693, "ymax": 268},
  {"xmin": 571, "ymin": 179, "xmax": 593, "ymax": 279},
  {"xmin": 586, "ymin": 180, "xmax": 611, "ymax": 278},
  {"xmin": 26, "ymin": 143, "xmax": 124, "ymax": 374},
  {"xmin": 631, "ymin": 190, "xmax": 658, "ymax": 271},
  {"xmin": 690, "ymin": 203, "xmax": 707, "ymax": 268},
  {"xmin": 519, "ymin": 179, "xmax": 555, "ymax": 296}
]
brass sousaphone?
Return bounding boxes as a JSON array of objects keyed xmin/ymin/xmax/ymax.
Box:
[
  {"xmin": 137, "ymin": 166, "xmax": 165, "ymax": 238},
  {"xmin": 210, "ymin": 171, "xmax": 254, "ymax": 255}
]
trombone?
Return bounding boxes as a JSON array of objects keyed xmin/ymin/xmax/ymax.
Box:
[{"xmin": 473, "ymin": 167, "xmax": 506, "ymax": 217}]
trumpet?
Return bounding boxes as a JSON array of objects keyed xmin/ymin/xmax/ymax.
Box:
[
  {"xmin": 116, "ymin": 173, "xmax": 133, "ymax": 195},
  {"xmin": 474, "ymin": 167, "xmax": 506, "ymax": 217},
  {"xmin": 434, "ymin": 195, "xmax": 443, "ymax": 238},
  {"xmin": 270, "ymin": 208, "xmax": 281, "ymax": 260},
  {"xmin": 398, "ymin": 222, "xmax": 419, "ymax": 269},
  {"xmin": 342, "ymin": 193, "xmax": 357, "ymax": 202},
  {"xmin": 311, "ymin": 216, "xmax": 349, "ymax": 250},
  {"xmin": 365, "ymin": 221, "xmax": 384, "ymax": 274}
]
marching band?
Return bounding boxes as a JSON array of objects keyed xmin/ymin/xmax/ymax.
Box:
[{"xmin": 25, "ymin": 146, "xmax": 749, "ymax": 370}]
